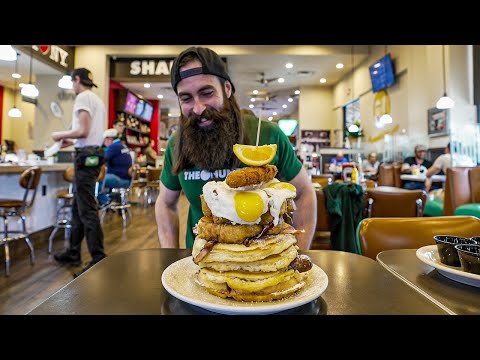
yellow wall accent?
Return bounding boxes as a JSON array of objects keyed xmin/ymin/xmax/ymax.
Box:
[{"xmin": 368, "ymin": 124, "xmax": 400, "ymax": 142}]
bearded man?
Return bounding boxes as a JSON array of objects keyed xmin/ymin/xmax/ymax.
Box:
[{"xmin": 155, "ymin": 47, "xmax": 316, "ymax": 249}]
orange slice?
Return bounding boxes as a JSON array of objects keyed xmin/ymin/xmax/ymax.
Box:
[{"xmin": 233, "ymin": 144, "xmax": 277, "ymax": 166}]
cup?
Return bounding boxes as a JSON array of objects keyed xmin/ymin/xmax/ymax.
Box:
[
  {"xmin": 454, "ymin": 244, "xmax": 480, "ymax": 275},
  {"xmin": 433, "ymin": 235, "xmax": 477, "ymax": 267}
]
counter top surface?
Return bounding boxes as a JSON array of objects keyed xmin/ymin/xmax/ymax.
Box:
[{"xmin": 0, "ymin": 162, "xmax": 72, "ymax": 174}]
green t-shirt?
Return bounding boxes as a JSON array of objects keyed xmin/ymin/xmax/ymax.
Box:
[{"xmin": 160, "ymin": 115, "xmax": 303, "ymax": 248}]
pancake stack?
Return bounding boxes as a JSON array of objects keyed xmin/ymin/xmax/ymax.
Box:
[{"xmin": 192, "ymin": 164, "xmax": 312, "ymax": 302}]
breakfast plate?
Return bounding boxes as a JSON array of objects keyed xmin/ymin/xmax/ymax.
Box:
[
  {"xmin": 416, "ymin": 245, "xmax": 480, "ymax": 287},
  {"xmin": 161, "ymin": 256, "xmax": 328, "ymax": 315}
]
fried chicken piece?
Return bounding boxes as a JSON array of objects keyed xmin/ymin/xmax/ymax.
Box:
[{"xmin": 226, "ymin": 165, "xmax": 278, "ymax": 188}]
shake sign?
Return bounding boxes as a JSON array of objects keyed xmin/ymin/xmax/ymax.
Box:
[{"xmin": 32, "ymin": 45, "xmax": 69, "ymax": 68}]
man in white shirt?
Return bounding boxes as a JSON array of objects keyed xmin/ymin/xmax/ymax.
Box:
[{"xmin": 50, "ymin": 68, "xmax": 106, "ymax": 277}]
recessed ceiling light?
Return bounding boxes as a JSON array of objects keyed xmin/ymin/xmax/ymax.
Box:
[
  {"xmin": 285, "ymin": 63, "xmax": 293, "ymax": 69},
  {"xmin": 157, "ymin": 94, "xmax": 164, "ymax": 99},
  {"xmin": 144, "ymin": 83, "xmax": 151, "ymax": 88},
  {"xmin": 320, "ymin": 78, "xmax": 327, "ymax": 83},
  {"xmin": 273, "ymin": 111, "xmax": 277, "ymax": 116},
  {"xmin": 268, "ymin": 116, "xmax": 273, "ymax": 121},
  {"xmin": 294, "ymin": 90, "xmax": 300, "ymax": 95},
  {"xmin": 253, "ymin": 89, "xmax": 259, "ymax": 95},
  {"xmin": 168, "ymin": 113, "xmax": 172, "ymax": 117},
  {"xmin": 250, "ymin": 98, "xmax": 256, "ymax": 102},
  {"xmin": 282, "ymin": 104, "xmax": 287, "ymax": 109},
  {"xmin": 12, "ymin": 73, "xmax": 21, "ymax": 79},
  {"xmin": 336, "ymin": 63, "xmax": 344, "ymax": 69},
  {"xmin": 278, "ymin": 78, "xmax": 285, "ymax": 83},
  {"xmin": 288, "ymin": 98, "xmax": 293, "ymax": 102},
  {"xmin": 249, "ymin": 104, "xmax": 254, "ymax": 109}
]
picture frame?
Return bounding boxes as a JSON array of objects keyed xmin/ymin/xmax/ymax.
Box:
[{"xmin": 427, "ymin": 108, "xmax": 449, "ymax": 137}]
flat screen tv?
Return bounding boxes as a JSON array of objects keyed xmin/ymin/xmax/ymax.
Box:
[
  {"xmin": 369, "ymin": 53, "xmax": 395, "ymax": 93},
  {"xmin": 141, "ymin": 103, "xmax": 154, "ymax": 122},
  {"xmin": 135, "ymin": 99, "xmax": 145, "ymax": 117},
  {"xmin": 124, "ymin": 92, "xmax": 138, "ymax": 114}
]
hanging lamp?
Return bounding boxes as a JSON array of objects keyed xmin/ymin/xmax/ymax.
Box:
[
  {"xmin": 8, "ymin": 53, "xmax": 22, "ymax": 118},
  {"xmin": 436, "ymin": 45, "xmax": 454, "ymax": 109},
  {"xmin": 0, "ymin": 45, "xmax": 17, "ymax": 61},
  {"xmin": 20, "ymin": 46, "xmax": 39, "ymax": 98},
  {"xmin": 379, "ymin": 45, "xmax": 393, "ymax": 125}
]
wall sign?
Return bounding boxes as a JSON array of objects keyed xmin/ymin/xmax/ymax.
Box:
[
  {"xmin": 15, "ymin": 45, "xmax": 75, "ymax": 73},
  {"xmin": 110, "ymin": 56, "xmax": 228, "ymax": 82}
]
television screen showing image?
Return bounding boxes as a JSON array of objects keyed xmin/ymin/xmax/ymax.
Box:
[
  {"xmin": 135, "ymin": 99, "xmax": 145, "ymax": 117},
  {"xmin": 369, "ymin": 53, "xmax": 395, "ymax": 93},
  {"xmin": 124, "ymin": 92, "xmax": 138, "ymax": 114},
  {"xmin": 141, "ymin": 103, "xmax": 153, "ymax": 122}
]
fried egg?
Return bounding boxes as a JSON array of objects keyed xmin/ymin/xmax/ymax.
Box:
[
  {"xmin": 263, "ymin": 181, "xmax": 296, "ymax": 226},
  {"xmin": 202, "ymin": 181, "xmax": 269, "ymax": 225}
]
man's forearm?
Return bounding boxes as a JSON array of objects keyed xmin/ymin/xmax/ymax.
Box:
[
  {"xmin": 292, "ymin": 186, "xmax": 317, "ymax": 250},
  {"xmin": 155, "ymin": 198, "xmax": 179, "ymax": 248}
]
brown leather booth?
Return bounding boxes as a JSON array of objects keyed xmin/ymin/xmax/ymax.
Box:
[
  {"xmin": 311, "ymin": 188, "xmax": 332, "ymax": 249},
  {"xmin": 312, "ymin": 174, "xmax": 334, "ymax": 188},
  {"xmin": 364, "ymin": 186, "xmax": 427, "ymax": 218},
  {"xmin": 377, "ymin": 163, "xmax": 402, "ymax": 187},
  {"xmin": 443, "ymin": 166, "xmax": 480, "ymax": 215},
  {"xmin": 358, "ymin": 215, "xmax": 480, "ymax": 260}
]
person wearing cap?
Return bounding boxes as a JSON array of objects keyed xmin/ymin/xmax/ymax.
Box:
[
  {"xmin": 50, "ymin": 67, "xmax": 107, "ymax": 277},
  {"xmin": 155, "ymin": 46, "xmax": 316, "ymax": 250},
  {"xmin": 97, "ymin": 128, "xmax": 133, "ymax": 207},
  {"xmin": 401, "ymin": 144, "xmax": 433, "ymax": 190}
]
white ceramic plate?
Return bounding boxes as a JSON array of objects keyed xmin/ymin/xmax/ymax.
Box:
[
  {"xmin": 416, "ymin": 245, "xmax": 480, "ymax": 287},
  {"xmin": 161, "ymin": 256, "xmax": 328, "ymax": 315}
]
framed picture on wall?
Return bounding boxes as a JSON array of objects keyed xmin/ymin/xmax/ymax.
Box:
[{"xmin": 427, "ymin": 108, "xmax": 449, "ymax": 137}]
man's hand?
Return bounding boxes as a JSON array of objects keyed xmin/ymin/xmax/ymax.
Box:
[{"xmin": 52, "ymin": 131, "xmax": 64, "ymax": 142}]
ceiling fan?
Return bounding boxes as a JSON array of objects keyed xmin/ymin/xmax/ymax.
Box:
[
  {"xmin": 255, "ymin": 72, "xmax": 280, "ymax": 86},
  {"xmin": 250, "ymin": 92, "xmax": 278, "ymax": 102}
]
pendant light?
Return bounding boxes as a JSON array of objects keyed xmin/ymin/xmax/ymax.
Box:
[
  {"xmin": 8, "ymin": 53, "xmax": 22, "ymax": 118},
  {"xmin": 58, "ymin": 75, "xmax": 73, "ymax": 90},
  {"xmin": 0, "ymin": 45, "xmax": 17, "ymax": 61},
  {"xmin": 20, "ymin": 47, "xmax": 39, "ymax": 98},
  {"xmin": 347, "ymin": 45, "xmax": 359, "ymax": 133},
  {"xmin": 379, "ymin": 45, "xmax": 393, "ymax": 125},
  {"xmin": 436, "ymin": 45, "xmax": 454, "ymax": 109}
]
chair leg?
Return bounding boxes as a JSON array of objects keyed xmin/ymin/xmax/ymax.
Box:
[
  {"xmin": 64, "ymin": 227, "xmax": 71, "ymax": 250},
  {"xmin": 127, "ymin": 207, "xmax": 133, "ymax": 222},
  {"xmin": 4, "ymin": 242, "xmax": 10, "ymax": 277},
  {"xmin": 121, "ymin": 208, "xmax": 127, "ymax": 227},
  {"xmin": 100, "ymin": 207, "xmax": 108, "ymax": 224},
  {"xmin": 24, "ymin": 237, "xmax": 35, "ymax": 265},
  {"xmin": 48, "ymin": 226, "xmax": 59, "ymax": 254}
]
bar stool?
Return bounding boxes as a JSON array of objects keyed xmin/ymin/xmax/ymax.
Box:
[
  {"xmin": 48, "ymin": 165, "xmax": 106, "ymax": 254},
  {"xmin": 0, "ymin": 166, "xmax": 42, "ymax": 276},
  {"xmin": 48, "ymin": 166, "xmax": 74, "ymax": 254},
  {"xmin": 142, "ymin": 167, "xmax": 162, "ymax": 206},
  {"xmin": 100, "ymin": 164, "xmax": 136, "ymax": 227}
]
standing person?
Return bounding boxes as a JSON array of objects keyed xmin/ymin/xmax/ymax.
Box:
[
  {"xmin": 97, "ymin": 128, "xmax": 133, "ymax": 207},
  {"xmin": 51, "ymin": 68, "xmax": 106, "ymax": 277},
  {"xmin": 155, "ymin": 46, "xmax": 316, "ymax": 250}
]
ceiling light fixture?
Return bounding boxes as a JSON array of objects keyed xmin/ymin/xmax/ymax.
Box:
[
  {"xmin": 144, "ymin": 83, "xmax": 151, "ymax": 88},
  {"xmin": 320, "ymin": 78, "xmax": 326, "ymax": 83},
  {"xmin": 249, "ymin": 104, "xmax": 254, "ymax": 109},
  {"xmin": 378, "ymin": 45, "xmax": 394, "ymax": 126},
  {"xmin": 288, "ymin": 98, "xmax": 293, "ymax": 102},
  {"xmin": 278, "ymin": 78, "xmax": 285, "ymax": 83},
  {"xmin": 58, "ymin": 75, "xmax": 73, "ymax": 90},
  {"xmin": 21, "ymin": 47, "xmax": 39, "ymax": 98},
  {"xmin": 336, "ymin": 63, "xmax": 344, "ymax": 69},
  {"xmin": 436, "ymin": 45, "xmax": 455, "ymax": 109},
  {"xmin": 285, "ymin": 63, "xmax": 293, "ymax": 69},
  {"xmin": 252, "ymin": 89, "xmax": 259, "ymax": 95},
  {"xmin": 8, "ymin": 53, "xmax": 22, "ymax": 118},
  {"xmin": 268, "ymin": 116, "xmax": 273, "ymax": 121},
  {"xmin": 157, "ymin": 94, "xmax": 164, "ymax": 99},
  {"xmin": 282, "ymin": 104, "xmax": 287, "ymax": 109},
  {"xmin": 12, "ymin": 73, "xmax": 21, "ymax": 79},
  {"xmin": 0, "ymin": 45, "xmax": 17, "ymax": 61},
  {"xmin": 294, "ymin": 90, "xmax": 300, "ymax": 95}
]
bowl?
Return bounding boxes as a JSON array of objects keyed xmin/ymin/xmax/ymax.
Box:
[
  {"xmin": 433, "ymin": 235, "xmax": 477, "ymax": 267},
  {"xmin": 454, "ymin": 244, "xmax": 480, "ymax": 275}
]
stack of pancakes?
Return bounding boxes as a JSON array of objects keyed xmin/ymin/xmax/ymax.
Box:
[{"xmin": 192, "ymin": 165, "xmax": 312, "ymax": 302}]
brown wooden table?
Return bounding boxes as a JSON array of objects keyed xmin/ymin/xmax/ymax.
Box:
[
  {"xmin": 377, "ymin": 249, "xmax": 480, "ymax": 315},
  {"xmin": 27, "ymin": 249, "xmax": 448, "ymax": 315}
]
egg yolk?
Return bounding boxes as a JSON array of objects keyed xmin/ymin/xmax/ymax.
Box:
[
  {"xmin": 267, "ymin": 182, "xmax": 296, "ymax": 192},
  {"xmin": 234, "ymin": 192, "xmax": 264, "ymax": 222}
]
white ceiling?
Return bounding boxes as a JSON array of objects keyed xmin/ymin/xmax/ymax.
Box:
[
  {"xmin": 122, "ymin": 49, "xmax": 370, "ymax": 120},
  {"xmin": 0, "ymin": 45, "xmax": 370, "ymax": 120}
]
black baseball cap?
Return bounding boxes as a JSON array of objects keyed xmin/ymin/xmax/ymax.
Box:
[
  {"xmin": 170, "ymin": 47, "xmax": 235, "ymax": 94},
  {"xmin": 70, "ymin": 67, "xmax": 98, "ymax": 88}
]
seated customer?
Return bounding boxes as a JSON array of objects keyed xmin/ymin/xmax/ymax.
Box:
[
  {"xmin": 362, "ymin": 152, "xmax": 380, "ymax": 179},
  {"xmin": 401, "ymin": 144, "xmax": 432, "ymax": 190},
  {"xmin": 329, "ymin": 150, "xmax": 349, "ymax": 180},
  {"xmin": 97, "ymin": 128, "xmax": 133, "ymax": 207},
  {"xmin": 424, "ymin": 142, "xmax": 475, "ymax": 192}
]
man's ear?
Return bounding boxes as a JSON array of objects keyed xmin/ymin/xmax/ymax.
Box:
[{"xmin": 224, "ymin": 81, "xmax": 232, "ymax": 98}]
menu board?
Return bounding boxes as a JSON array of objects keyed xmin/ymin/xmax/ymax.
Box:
[
  {"xmin": 141, "ymin": 103, "xmax": 154, "ymax": 122},
  {"xmin": 124, "ymin": 92, "xmax": 138, "ymax": 114}
]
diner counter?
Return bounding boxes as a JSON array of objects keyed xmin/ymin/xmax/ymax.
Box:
[
  {"xmin": 27, "ymin": 249, "xmax": 448, "ymax": 315},
  {"xmin": 0, "ymin": 162, "xmax": 73, "ymax": 233},
  {"xmin": 0, "ymin": 162, "xmax": 72, "ymax": 174}
]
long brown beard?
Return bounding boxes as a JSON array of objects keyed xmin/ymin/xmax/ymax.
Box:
[{"xmin": 173, "ymin": 95, "xmax": 244, "ymax": 174}]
